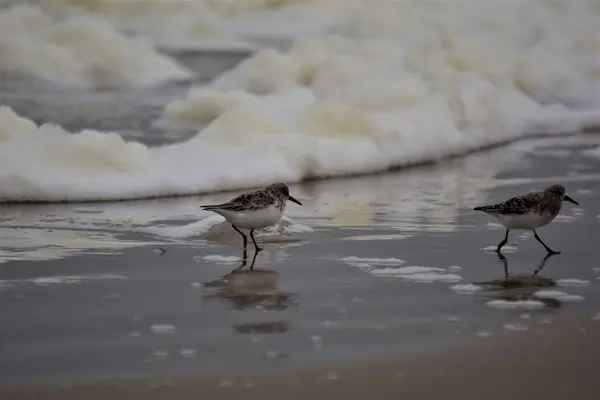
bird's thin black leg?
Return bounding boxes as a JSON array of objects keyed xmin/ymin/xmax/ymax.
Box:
[
  {"xmin": 533, "ymin": 230, "xmax": 560, "ymax": 255},
  {"xmin": 496, "ymin": 229, "xmax": 510, "ymax": 252},
  {"xmin": 232, "ymin": 225, "xmax": 248, "ymax": 251},
  {"xmin": 249, "ymin": 229, "xmax": 262, "ymax": 252}
]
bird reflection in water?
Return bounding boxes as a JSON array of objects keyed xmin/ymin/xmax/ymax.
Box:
[
  {"xmin": 475, "ymin": 252, "xmax": 562, "ymax": 308},
  {"xmin": 494, "ymin": 252, "xmax": 558, "ymax": 281},
  {"xmin": 202, "ymin": 248, "xmax": 296, "ymax": 312}
]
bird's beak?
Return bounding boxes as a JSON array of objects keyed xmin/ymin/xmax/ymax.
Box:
[
  {"xmin": 288, "ymin": 195, "xmax": 302, "ymax": 206},
  {"xmin": 564, "ymin": 195, "xmax": 578, "ymax": 205}
]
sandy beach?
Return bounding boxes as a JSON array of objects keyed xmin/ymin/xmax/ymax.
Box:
[{"xmin": 3, "ymin": 317, "xmax": 600, "ymax": 400}]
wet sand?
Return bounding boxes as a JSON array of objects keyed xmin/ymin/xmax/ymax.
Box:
[{"xmin": 2, "ymin": 318, "xmax": 600, "ymax": 400}]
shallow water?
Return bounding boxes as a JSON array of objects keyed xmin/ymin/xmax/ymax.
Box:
[{"xmin": 1, "ymin": 134, "xmax": 599, "ymax": 384}]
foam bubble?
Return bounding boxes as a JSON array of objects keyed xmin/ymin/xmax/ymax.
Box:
[
  {"xmin": 483, "ymin": 245, "xmax": 517, "ymax": 253},
  {"xmin": 340, "ymin": 256, "xmax": 405, "ymax": 265},
  {"xmin": 582, "ymin": 147, "xmax": 600, "ymax": 160},
  {"xmin": 534, "ymin": 290, "xmax": 584, "ymax": 303},
  {"xmin": 340, "ymin": 234, "xmax": 411, "ymax": 241},
  {"xmin": 486, "ymin": 300, "xmax": 545, "ymax": 310},
  {"xmin": 370, "ymin": 266, "xmax": 445, "ymax": 276},
  {"xmin": 556, "ymin": 278, "xmax": 591, "ymax": 287},
  {"xmin": 401, "ymin": 273, "xmax": 462, "ymax": 283},
  {"xmin": 203, "ymin": 255, "xmax": 241, "ymax": 264},
  {"xmin": 503, "ymin": 323, "xmax": 529, "ymax": 331},
  {"xmin": 451, "ymin": 283, "xmax": 483, "ymax": 294},
  {"xmin": 0, "ymin": 5, "xmax": 192, "ymax": 88},
  {"xmin": 369, "ymin": 265, "xmax": 461, "ymax": 283},
  {"xmin": 554, "ymin": 215, "xmax": 577, "ymax": 223},
  {"xmin": 150, "ymin": 324, "xmax": 177, "ymax": 334},
  {"xmin": 180, "ymin": 348, "xmax": 197, "ymax": 358},
  {"xmin": 0, "ymin": 274, "xmax": 124, "ymax": 288}
]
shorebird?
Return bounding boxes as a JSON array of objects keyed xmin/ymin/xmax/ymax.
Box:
[
  {"xmin": 201, "ymin": 183, "xmax": 302, "ymax": 252},
  {"xmin": 473, "ymin": 184, "xmax": 578, "ymax": 254}
]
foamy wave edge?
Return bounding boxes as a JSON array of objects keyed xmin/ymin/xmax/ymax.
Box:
[{"xmin": 1, "ymin": 0, "xmax": 600, "ymax": 203}]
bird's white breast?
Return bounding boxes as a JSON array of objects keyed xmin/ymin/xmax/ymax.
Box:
[
  {"xmin": 495, "ymin": 212, "xmax": 556, "ymax": 229},
  {"xmin": 221, "ymin": 203, "xmax": 283, "ymax": 229}
]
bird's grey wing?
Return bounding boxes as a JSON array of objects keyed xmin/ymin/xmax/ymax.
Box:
[
  {"xmin": 500, "ymin": 192, "xmax": 542, "ymax": 215},
  {"xmin": 202, "ymin": 190, "xmax": 275, "ymax": 212}
]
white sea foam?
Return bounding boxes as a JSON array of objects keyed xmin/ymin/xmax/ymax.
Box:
[
  {"xmin": 340, "ymin": 257, "xmax": 405, "ymax": 265},
  {"xmin": 0, "ymin": 5, "xmax": 192, "ymax": 88},
  {"xmin": 486, "ymin": 300, "xmax": 545, "ymax": 310},
  {"xmin": 150, "ymin": 324, "xmax": 177, "ymax": 335},
  {"xmin": 401, "ymin": 273, "xmax": 462, "ymax": 283},
  {"xmin": 370, "ymin": 266, "xmax": 445, "ymax": 276},
  {"xmin": 203, "ymin": 255, "xmax": 241, "ymax": 264},
  {"xmin": 34, "ymin": 0, "xmax": 265, "ymax": 52},
  {"xmin": 180, "ymin": 348, "xmax": 197, "ymax": 358},
  {"xmin": 2, "ymin": 0, "xmax": 600, "ymax": 202},
  {"xmin": 144, "ymin": 215, "xmax": 312, "ymax": 240},
  {"xmin": 340, "ymin": 234, "xmax": 411, "ymax": 241},
  {"xmin": 554, "ymin": 215, "xmax": 577, "ymax": 223},
  {"xmin": 556, "ymin": 278, "xmax": 591, "ymax": 287},
  {"xmin": 534, "ymin": 290, "xmax": 584, "ymax": 303},
  {"xmin": 503, "ymin": 323, "xmax": 529, "ymax": 332},
  {"xmin": 582, "ymin": 147, "xmax": 600, "ymax": 160},
  {"xmin": 483, "ymin": 245, "xmax": 517, "ymax": 253},
  {"xmin": 4, "ymin": 273, "xmax": 126, "ymax": 286},
  {"xmin": 369, "ymin": 265, "xmax": 461, "ymax": 283},
  {"xmin": 0, "ymin": 226, "xmax": 153, "ymax": 264},
  {"xmin": 450, "ymin": 283, "xmax": 483, "ymax": 294},
  {"xmin": 485, "ymin": 223, "xmax": 504, "ymax": 230}
]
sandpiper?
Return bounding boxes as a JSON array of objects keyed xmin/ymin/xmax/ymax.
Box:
[
  {"xmin": 201, "ymin": 182, "xmax": 302, "ymax": 252},
  {"xmin": 473, "ymin": 184, "xmax": 578, "ymax": 254}
]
